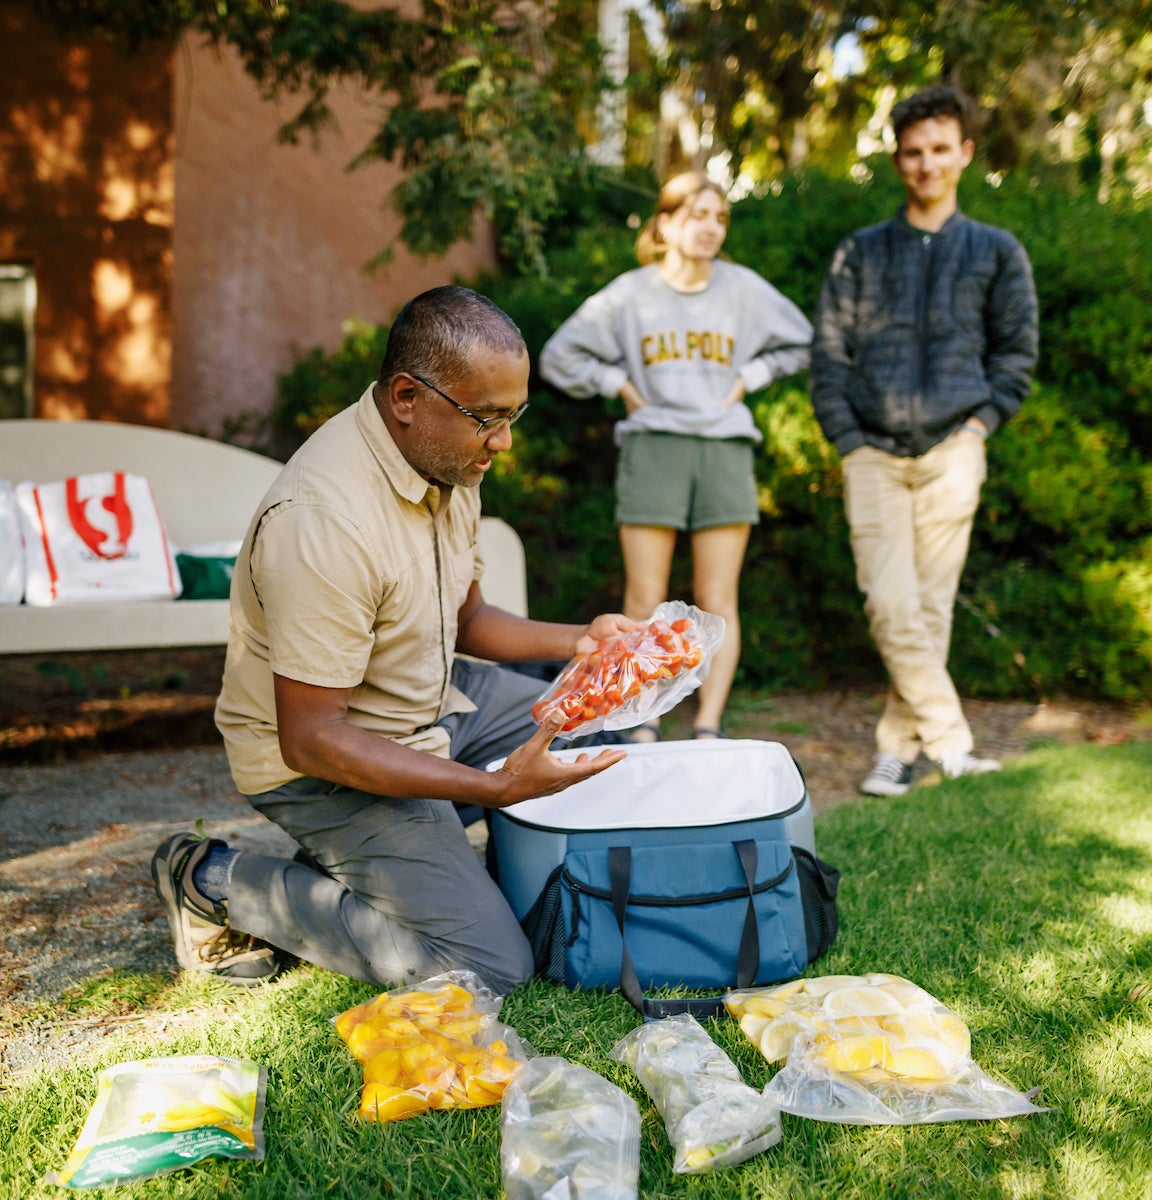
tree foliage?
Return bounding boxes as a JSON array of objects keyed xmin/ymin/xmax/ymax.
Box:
[
  {"xmin": 37, "ymin": 0, "xmax": 1152, "ymax": 271},
  {"xmin": 642, "ymin": 0, "xmax": 1151, "ymax": 191},
  {"xmin": 38, "ymin": 0, "xmax": 606, "ymax": 273}
]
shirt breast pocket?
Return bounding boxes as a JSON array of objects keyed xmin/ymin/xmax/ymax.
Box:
[{"xmin": 446, "ymin": 542, "xmax": 479, "ymax": 629}]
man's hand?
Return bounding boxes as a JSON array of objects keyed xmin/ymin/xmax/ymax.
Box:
[
  {"xmin": 488, "ymin": 711, "xmax": 627, "ymax": 808},
  {"xmin": 576, "ymin": 612, "xmax": 639, "ymax": 655}
]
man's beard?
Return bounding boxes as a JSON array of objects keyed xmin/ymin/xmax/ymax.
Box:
[{"xmin": 407, "ymin": 424, "xmax": 487, "ymax": 489}]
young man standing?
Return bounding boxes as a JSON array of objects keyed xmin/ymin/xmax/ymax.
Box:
[{"xmin": 810, "ymin": 84, "xmax": 1038, "ymax": 796}]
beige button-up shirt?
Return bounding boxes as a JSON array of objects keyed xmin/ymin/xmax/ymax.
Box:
[{"xmin": 215, "ymin": 385, "xmax": 484, "ymax": 794}]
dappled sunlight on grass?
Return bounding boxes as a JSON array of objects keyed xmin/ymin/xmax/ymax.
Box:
[
  {"xmin": 1054, "ymin": 1141, "xmax": 1132, "ymax": 1200},
  {"xmin": 996, "ymin": 1164, "xmax": 1048, "ymax": 1198},
  {"xmin": 4, "ymin": 743, "xmax": 1152, "ymax": 1197},
  {"xmin": 1077, "ymin": 1021, "xmax": 1152, "ymax": 1099},
  {"xmin": 1096, "ymin": 892, "xmax": 1152, "ymax": 936}
]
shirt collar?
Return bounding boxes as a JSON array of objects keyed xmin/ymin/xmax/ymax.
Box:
[{"xmin": 353, "ymin": 383, "xmax": 449, "ymax": 511}]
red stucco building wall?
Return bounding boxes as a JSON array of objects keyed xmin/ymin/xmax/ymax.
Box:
[
  {"xmin": 170, "ymin": 37, "xmax": 497, "ymax": 437},
  {"xmin": 0, "ymin": 2, "xmax": 497, "ymax": 433},
  {"xmin": 0, "ymin": 4, "xmax": 174, "ymax": 425}
]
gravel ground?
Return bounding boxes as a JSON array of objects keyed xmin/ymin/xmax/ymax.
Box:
[{"xmin": 2, "ymin": 684, "xmax": 1147, "ymax": 1081}]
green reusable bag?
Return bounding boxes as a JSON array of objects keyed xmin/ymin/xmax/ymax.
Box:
[{"xmin": 176, "ymin": 552, "xmax": 236, "ymax": 599}]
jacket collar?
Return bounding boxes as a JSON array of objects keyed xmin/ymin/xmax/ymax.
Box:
[{"xmin": 893, "ymin": 205, "xmax": 966, "ymax": 238}]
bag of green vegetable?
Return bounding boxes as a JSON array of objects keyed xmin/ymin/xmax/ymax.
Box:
[
  {"xmin": 48, "ymin": 1054, "xmax": 267, "ymax": 1190},
  {"xmin": 610, "ymin": 1015, "xmax": 780, "ymax": 1174},
  {"xmin": 500, "ymin": 1057, "xmax": 640, "ymax": 1199}
]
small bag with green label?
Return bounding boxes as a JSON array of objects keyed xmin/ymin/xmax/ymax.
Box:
[{"xmin": 48, "ymin": 1054, "xmax": 267, "ymax": 1190}]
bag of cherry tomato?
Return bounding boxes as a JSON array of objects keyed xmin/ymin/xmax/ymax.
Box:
[{"xmin": 532, "ymin": 601, "xmax": 725, "ymax": 740}]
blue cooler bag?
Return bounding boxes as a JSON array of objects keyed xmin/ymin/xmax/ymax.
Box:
[{"xmin": 488, "ymin": 740, "xmax": 840, "ymax": 1018}]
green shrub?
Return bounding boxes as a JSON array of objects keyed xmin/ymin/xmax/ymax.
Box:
[
  {"xmin": 273, "ymin": 319, "xmax": 390, "ymax": 446},
  {"xmin": 274, "ymin": 169, "xmax": 1152, "ymax": 701}
]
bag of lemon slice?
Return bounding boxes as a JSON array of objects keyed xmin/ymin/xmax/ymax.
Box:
[
  {"xmin": 335, "ymin": 969, "xmax": 530, "ymax": 1123},
  {"xmin": 726, "ymin": 973, "xmax": 1046, "ymax": 1125},
  {"xmin": 610, "ymin": 1014, "xmax": 780, "ymax": 1174},
  {"xmin": 48, "ymin": 1055, "xmax": 267, "ymax": 1189}
]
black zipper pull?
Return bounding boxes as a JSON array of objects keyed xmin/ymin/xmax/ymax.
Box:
[{"xmin": 566, "ymin": 877, "xmax": 582, "ymax": 947}]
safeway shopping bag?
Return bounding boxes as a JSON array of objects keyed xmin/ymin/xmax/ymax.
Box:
[{"xmin": 16, "ymin": 472, "xmax": 181, "ymax": 605}]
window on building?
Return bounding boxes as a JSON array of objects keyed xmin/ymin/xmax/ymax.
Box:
[{"xmin": 0, "ymin": 264, "xmax": 36, "ymax": 420}]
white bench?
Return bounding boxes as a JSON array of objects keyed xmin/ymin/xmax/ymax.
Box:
[{"xmin": 0, "ymin": 419, "xmax": 527, "ymax": 654}]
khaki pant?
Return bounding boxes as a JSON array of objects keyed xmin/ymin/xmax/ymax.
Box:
[{"xmin": 842, "ymin": 433, "xmax": 987, "ymax": 762}]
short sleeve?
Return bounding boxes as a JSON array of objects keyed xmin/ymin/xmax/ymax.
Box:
[{"xmin": 251, "ymin": 503, "xmax": 382, "ymax": 689}]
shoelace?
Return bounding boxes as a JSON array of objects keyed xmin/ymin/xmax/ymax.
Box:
[
  {"xmin": 869, "ymin": 755, "xmax": 907, "ymax": 782},
  {"xmin": 198, "ymin": 922, "xmax": 264, "ymax": 964}
]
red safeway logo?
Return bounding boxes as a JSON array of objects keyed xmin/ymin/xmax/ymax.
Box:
[{"xmin": 65, "ymin": 472, "xmax": 134, "ymax": 559}]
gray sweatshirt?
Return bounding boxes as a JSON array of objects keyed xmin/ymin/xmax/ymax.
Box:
[{"xmin": 539, "ymin": 261, "xmax": 812, "ymax": 445}]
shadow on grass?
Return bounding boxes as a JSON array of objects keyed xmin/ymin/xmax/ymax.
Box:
[
  {"xmin": 5, "ymin": 742, "xmax": 1151, "ymax": 1200},
  {"xmin": 808, "ymin": 741, "xmax": 1152, "ymax": 1198}
]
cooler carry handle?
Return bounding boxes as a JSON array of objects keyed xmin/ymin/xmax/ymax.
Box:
[{"xmin": 608, "ymin": 839, "xmax": 760, "ymax": 1021}]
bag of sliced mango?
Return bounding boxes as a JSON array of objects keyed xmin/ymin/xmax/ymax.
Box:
[
  {"xmin": 48, "ymin": 1055, "xmax": 267, "ymax": 1189},
  {"xmin": 726, "ymin": 973, "xmax": 1046, "ymax": 1125},
  {"xmin": 335, "ymin": 970, "xmax": 530, "ymax": 1123}
]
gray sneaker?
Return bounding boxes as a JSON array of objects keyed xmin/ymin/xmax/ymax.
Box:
[
  {"xmin": 151, "ymin": 833, "xmax": 283, "ymax": 985},
  {"xmin": 860, "ymin": 753, "xmax": 916, "ymax": 797},
  {"xmin": 937, "ymin": 749, "xmax": 1001, "ymax": 779}
]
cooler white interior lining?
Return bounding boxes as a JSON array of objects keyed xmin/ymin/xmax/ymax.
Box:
[{"xmin": 487, "ymin": 739, "xmax": 806, "ymax": 831}]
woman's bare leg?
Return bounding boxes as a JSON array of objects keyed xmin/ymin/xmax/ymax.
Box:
[
  {"xmin": 690, "ymin": 523, "xmax": 751, "ymax": 735},
  {"xmin": 618, "ymin": 524, "xmax": 677, "ymax": 739}
]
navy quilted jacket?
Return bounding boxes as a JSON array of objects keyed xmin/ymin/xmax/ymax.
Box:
[{"xmin": 810, "ymin": 208, "xmax": 1038, "ymax": 458}]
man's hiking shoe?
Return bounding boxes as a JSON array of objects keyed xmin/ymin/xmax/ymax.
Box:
[
  {"xmin": 860, "ymin": 753, "xmax": 915, "ymax": 797},
  {"xmin": 151, "ymin": 832, "xmax": 283, "ymax": 986},
  {"xmin": 936, "ymin": 749, "xmax": 1001, "ymax": 779}
]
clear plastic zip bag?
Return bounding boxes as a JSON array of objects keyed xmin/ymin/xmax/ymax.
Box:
[
  {"xmin": 532, "ymin": 602, "xmax": 726, "ymax": 740},
  {"xmin": 726, "ymin": 973, "xmax": 1047, "ymax": 1125},
  {"xmin": 500, "ymin": 1057, "xmax": 640, "ymax": 1200},
  {"xmin": 610, "ymin": 1014, "xmax": 781, "ymax": 1174},
  {"xmin": 334, "ymin": 969, "xmax": 530, "ymax": 1122}
]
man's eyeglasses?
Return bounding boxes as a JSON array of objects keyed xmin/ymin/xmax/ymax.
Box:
[{"xmin": 407, "ymin": 372, "xmax": 529, "ymax": 438}]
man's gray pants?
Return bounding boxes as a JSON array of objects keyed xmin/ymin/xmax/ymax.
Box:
[{"xmin": 226, "ymin": 660, "xmax": 542, "ymax": 994}]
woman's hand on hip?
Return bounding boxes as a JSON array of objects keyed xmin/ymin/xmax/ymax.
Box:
[
  {"xmin": 722, "ymin": 378, "xmax": 747, "ymax": 410},
  {"xmin": 619, "ymin": 381, "xmax": 647, "ymax": 414}
]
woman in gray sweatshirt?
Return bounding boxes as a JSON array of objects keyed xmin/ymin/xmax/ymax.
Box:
[{"xmin": 540, "ymin": 171, "xmax": 812, "ymax": 740}]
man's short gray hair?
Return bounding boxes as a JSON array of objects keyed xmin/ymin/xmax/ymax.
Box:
[{"xmin": 378, "ymin": 286, "xmax": 526, "ymax": 389}]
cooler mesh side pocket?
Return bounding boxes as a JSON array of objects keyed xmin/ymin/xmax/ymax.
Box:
[
  {"xmin": 519, "ymin": 864, "xmax": 566, "ymax": 983},
  {"xmin": 793, "ymin": 846, "xmax": 841, "ymax": 963}
]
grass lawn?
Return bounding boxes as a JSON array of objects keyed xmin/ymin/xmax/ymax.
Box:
[{"xmin": 3, "ymin": 741, "xmax": 1150, "ymax": 1199}]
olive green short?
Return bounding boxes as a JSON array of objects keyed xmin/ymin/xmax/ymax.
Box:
[{"xmin": 615, "ymin": 431, "xmax": 760, "ymax": 530}]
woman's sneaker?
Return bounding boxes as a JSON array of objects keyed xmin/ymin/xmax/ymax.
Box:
[
  {"xmin": 860, "ymin": 753, "xmax": 916, "ymax": 797},
  {"xmin": 150, "ymin": 833, "xmax": 283, "ymax": 985}
]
